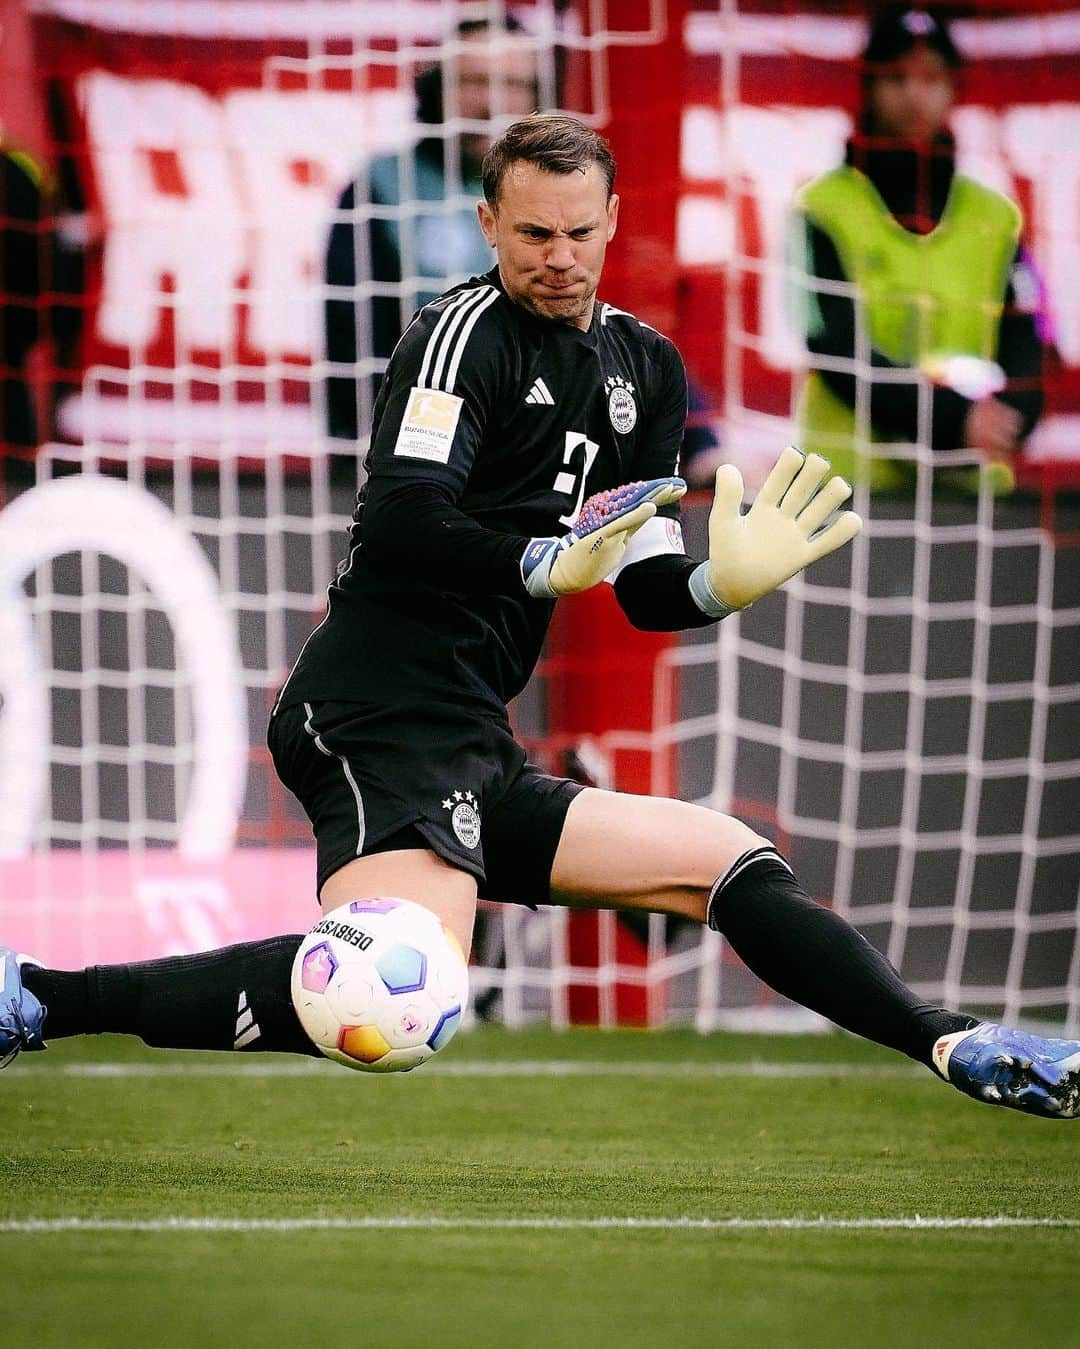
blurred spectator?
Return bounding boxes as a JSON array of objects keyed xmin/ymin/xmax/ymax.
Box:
[
  {"xmin": 0, "ymin": 145, "xmax": 44, "ymax": 453},
  {"xmin": 0, "ymin": 140, "xmax": 83, "ymax": 483},
  {"xmin": 324, "ymin": 17, "xmax": 538, "ymax": 450},
  {"xmin": 792, "ymin": 5, "xmax": 1051, "ymax": 492},
  {"xmin": 680, "ymin": 379, "xmax": 724, "ymax": 488}
]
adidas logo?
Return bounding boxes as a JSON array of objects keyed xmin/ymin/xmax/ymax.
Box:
[
  {"xmin": 931, "ymin": 1027, "xmax": 976, "ymax": 1081},
  {"xmin": 234, "ymin": 989, "xmax": 261, "ymax": 1049},
  {"xmin": 525, "ymin": 377, "xmax": 554, "ymax": 406}
]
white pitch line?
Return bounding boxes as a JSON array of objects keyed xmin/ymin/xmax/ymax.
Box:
[
  {"xmin": 15, "ymin": 1059, "xmax": 924, "ymax": 1080},
  {"xmin": 2, "ymin": 1216, "xmax": 1077, "ymax": 1235}
]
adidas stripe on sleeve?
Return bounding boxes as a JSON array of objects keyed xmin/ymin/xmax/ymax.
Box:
[
  {"xmin": 417, "ymin": 286, "xmax": 500, "ymax": 393},
  {"xmin": 366, "ymin": 284, "xmax": 503, "ymax": 496}
]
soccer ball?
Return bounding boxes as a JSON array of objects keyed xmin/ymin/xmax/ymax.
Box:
[{"xmin": 290, "ymin": 897, "xmax": 469, "ymax": 1073}]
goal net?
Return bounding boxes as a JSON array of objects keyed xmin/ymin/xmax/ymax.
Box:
[{"xmin": 0, "ymin": 0, "xmax": 1077, "ymax": 1035}]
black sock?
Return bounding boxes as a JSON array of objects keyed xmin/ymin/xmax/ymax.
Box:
[
  {"xmin": 22, "ymin": 937, "xmax": 321, "ymax": 1057},
  {"xmin": 707, "ymin": 847, "xmax": 976, "ymax": 1065}
]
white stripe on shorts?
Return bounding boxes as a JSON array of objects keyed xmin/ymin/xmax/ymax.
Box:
[{"xmin": 303, "ymin": 703, "xmax": 366, "ymax": 856}]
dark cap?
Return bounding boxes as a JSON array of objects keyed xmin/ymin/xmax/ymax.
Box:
[{"xmin": 863, "ymin": 6, "xmax": 963, "ymax": 69}]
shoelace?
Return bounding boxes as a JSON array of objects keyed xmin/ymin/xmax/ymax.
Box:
[{"xmin": 0, "ymin": 999, "xmax": 35, "ymax": 1068}]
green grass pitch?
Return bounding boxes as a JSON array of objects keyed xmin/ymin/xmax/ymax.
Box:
[{"xmin": 4, "ymin": 1026, "xmax": 1078, "ymax": 1348}]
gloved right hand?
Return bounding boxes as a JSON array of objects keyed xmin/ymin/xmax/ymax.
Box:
[
  {"xmin": 689, "ymin": 447, "xmax": 861, "ymax": 615},
  {"xmin": 522, "ymin": 477, "xmax": 687, "ymax": 599}
]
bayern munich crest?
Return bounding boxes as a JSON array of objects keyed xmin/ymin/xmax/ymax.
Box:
[
  {"xmin": 605, "ymin": 374, "xmax": 637, "ymax": 434},
  {"xmin": 442, "ymin": 789, "xmax": 481, "ymax": 849}
]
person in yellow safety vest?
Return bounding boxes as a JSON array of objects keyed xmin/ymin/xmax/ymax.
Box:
[{"xmin": 793, "ymin": 5, "xmax": 1052, "ymax": 493}]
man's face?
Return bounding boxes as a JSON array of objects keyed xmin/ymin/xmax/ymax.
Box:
[
  {"xmin": 477, "ymin": 161, "xmax": 619, "ymax": 331},
  {"xmin": 868, "ymin": 46, "xmax": 955, "ymax": 142},
  {"xmin": 447, "ymin": 36, "xmax": 537, "ymax": 165}
]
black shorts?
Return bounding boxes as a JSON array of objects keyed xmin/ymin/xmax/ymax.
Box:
[{"xmin": 268, "ymin": 699, "xmax": 583, "ymax": 905}]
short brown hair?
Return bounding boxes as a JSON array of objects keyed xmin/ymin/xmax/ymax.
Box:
[{"xmin": 482, "ymin": 114, "xmax": 616, "ymax": 205}]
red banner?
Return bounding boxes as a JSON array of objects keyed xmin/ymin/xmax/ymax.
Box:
[{"xmin": 16, "ymin": 1, "xmax": 1080, "ymax": 471}]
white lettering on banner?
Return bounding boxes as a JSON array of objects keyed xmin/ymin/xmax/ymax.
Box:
[
  {"xmin": 685, "ymin": 10, "xmax": 1080, "ymax": 62},
  {"xmin": 81, "ymin": 72, "xmax": 409, "ymax": 356},
  {"xmin": 0, "ymin": 473, "xmax": 246, "ymax": 857},
  {"xmin": 136, "ymin": 878, "xmax": 239, "ymax": 956},
  {"xmin": 75, "ymin": 73, "xmax": 1079, "ymax": 371},
  {"xmin": 1000, "ymin": 104, "xmax": 1080, "ymax": 364},
  {"xmin": 680, "ymin": 103, "xmax": 850, "ymax": 367},
  {"xmin": 223, "ymin": 88, "xmax": 406, "ymax": 354},
  {"xmin": 83, "ymin": 72, "xmax": 246, "ymax": 350},
  {"xmin": 678, "ymin": 103, "xmax": 1080, "ymax": 367},
  {"xmin": 949, "ymin": 107, "xmax": 1017, "ymax": 199},
  {"xmin": 739, "ymin": 105, "xmax": 849, "ymax": 371},
  {"xmin": 0, "ymin": 850, "xmax": 317, "ymax": 968}
]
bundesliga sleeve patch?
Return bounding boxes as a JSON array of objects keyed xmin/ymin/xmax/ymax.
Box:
[{"xmin": 393, "ymin": 387, "xmax": 464, "ymax": 464}]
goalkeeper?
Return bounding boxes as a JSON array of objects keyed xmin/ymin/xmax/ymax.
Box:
[{"xmin": 5, "ymin": 115, "xmax": 1077, "ymax": 1117}]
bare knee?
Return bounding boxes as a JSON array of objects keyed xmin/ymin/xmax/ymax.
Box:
[
  {"xmin": 667, "ymin": 802, "xmax": 770, "ymax": 887},
  {"xmin": 687, "ymin": 815, "xmax": 771, "ymax": 921},
  {"xmin": 713, "ymin": 817, "xmax": 771, "ymax": 868}
]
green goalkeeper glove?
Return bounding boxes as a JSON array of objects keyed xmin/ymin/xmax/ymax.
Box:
[
  {"xmin": 522, "ymin": 477, "xmax": 687, "ymax": 599},
  {"xmin": 689, "ymin": 446, "xmax": 862, "ymax": 615}
]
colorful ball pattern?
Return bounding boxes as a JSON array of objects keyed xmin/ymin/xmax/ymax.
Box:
[{"xmin": 290, "ymin": 897, "xmax": 469, "ymax": 1072}]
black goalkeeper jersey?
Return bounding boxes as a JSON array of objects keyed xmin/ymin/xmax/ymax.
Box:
[{"xmin": 278, "ymin": 268, "xmax": 689, "ymax": 716}]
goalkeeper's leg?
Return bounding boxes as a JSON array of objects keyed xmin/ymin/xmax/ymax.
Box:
[
  {"xmin": 9, "ymin": 849, "xmax": 477, "ymax": 1061},
  {"xmin": 549, "ymin": 788, "xmax": 967, "ymax": 1062},
  {"xmin": 549, "ymin": 789, "xmax": 1080, "ymax": 1118},
  {"xmin": 6, "ymin": 698, "xmax": 489, "ymax": 1065},
  {"xmin": 14, "ymin": 936, "xmax": 320, "ymax": 1057}
]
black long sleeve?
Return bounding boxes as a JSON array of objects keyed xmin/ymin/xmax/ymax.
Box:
[
  {"xmin": 359, "ymin": 475, "xmax": 529, "ymax": 596},
  {"xmin": 361, "ymin": 482, "xmax": 725, "ymax": 624},
  {"xmin": 615, "ymin": 554, "xmax": 718, "ymax": 632}
]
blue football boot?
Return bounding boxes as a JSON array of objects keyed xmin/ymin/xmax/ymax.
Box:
[
  {"xmin": 0, "ymin": 948, "xmax": 46, "ymax": 1068},
  {"xmin": 932, "ymin": 1023, "xmax": 1080, "ymax": 1119}
]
